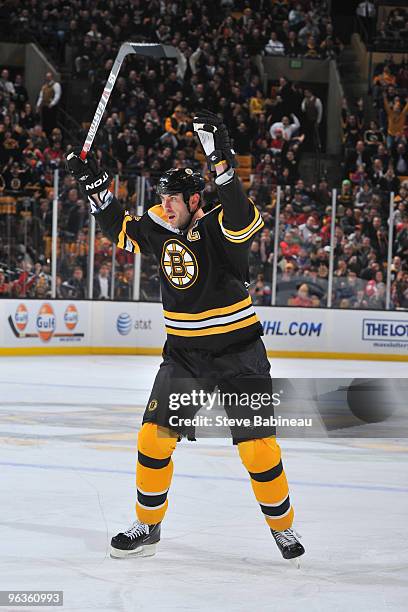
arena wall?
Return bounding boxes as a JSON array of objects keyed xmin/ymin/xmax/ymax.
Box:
[{"xmin": 1, "ymin": 300, "xmax": 408, "ymax": 361}]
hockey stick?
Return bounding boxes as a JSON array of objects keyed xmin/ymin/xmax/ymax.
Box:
[
  {"xmin": 8, "ymin": 315, "xmax": 84, "ymax": 339},
  {"xmin": 8, "ymin": 315, "xmax": 38, "ymax": 338},
  {"xmin": 80, "ymin": 42, "xmax": 180, "ymax": 160}
]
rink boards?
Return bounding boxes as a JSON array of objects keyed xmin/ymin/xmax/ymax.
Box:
[{"xmin": 1, "ymin": 299, "xmax": 408, "ymax": 361}]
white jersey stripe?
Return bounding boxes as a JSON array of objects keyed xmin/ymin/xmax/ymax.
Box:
[
  {"xmin": 148, "ymin": 209, "xmax": 181, "ymax": 234},
  {"xmin": 263, "ymin": 506, "xmax": 292, "ymax": 520},
  {"xmin": 220, "ymin": 214, "xmax": 263, "ymax": 241},
  {"xmin": 260, "ymin": 495, "xmax": 289, "ymax": 508},
  {"xmin": 164, "ymin": 305, "xmax": 255, "ymax": 329},
  {"xmin": 137, "ymin": 487, "xmax": 169, "ymax": 496},
  {"xmin": 137, "ymin": 500, "xmax": 167, "ymax": 511}
]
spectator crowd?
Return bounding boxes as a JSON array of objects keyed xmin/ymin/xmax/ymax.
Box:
[
  {"xmin": 371, "ymin": 6, "xmax": 408, "ymax": 52},
  {"xmin": 0, "ymin": 1, "xmax": 407, "ymax": 309}
]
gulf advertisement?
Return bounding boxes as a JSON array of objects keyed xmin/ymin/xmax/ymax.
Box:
[{"xmin": 0, "ymin": 300, "xmax": 90, "ymax": 351}]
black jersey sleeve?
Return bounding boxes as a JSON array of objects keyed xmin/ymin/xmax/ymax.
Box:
[
  {"xmin": 93, "ymin": 194, "xmax": 152, "ymax": 254},
  {"xmin": 215, "ymin": 170, "xmax": 264, "ymax": 244}
]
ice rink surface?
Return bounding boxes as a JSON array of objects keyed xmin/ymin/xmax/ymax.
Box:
[{"xmin": 0, "ymin": 355, "xmax": 407, "ymax": 612}]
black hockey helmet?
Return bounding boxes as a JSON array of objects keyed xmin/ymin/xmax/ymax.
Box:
[{"xmin": 157, "ymin": 168, "xmax": 205, "ymax": 204}]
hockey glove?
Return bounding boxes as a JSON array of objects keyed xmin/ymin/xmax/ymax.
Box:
[
  {"xmin": 66, "ymin": 149, "xmax": 112, "ymax": 205},
  {"xmin": 193, "ymin": 110, "xmax": 237, "ymax": 170}
]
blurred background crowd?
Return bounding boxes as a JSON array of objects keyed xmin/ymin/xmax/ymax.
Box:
[{"xmin": 0, "ymin": 0, "xmax": 407, "ymax": 310}]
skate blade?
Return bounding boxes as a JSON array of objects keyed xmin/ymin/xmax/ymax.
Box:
[
  {"xmin": 289, "ymin": 556, "xmax": 301, "ymax": 569},
  {"xmin": 110, "ymin": 543, "xmax": 157, "ymax": 559}
]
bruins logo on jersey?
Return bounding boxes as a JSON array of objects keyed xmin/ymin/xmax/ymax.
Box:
[
  {"xmin": 161, "ymin": 239, "xmax": 198, "ymax": 289},
  {"xmin": 148, "ymin": 399, "xmax": 158, "ymax": 412}
]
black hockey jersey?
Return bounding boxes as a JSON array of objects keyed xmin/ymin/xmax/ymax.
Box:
[{"xmin": 94, "ymin": 171, "xmax": 264, "ymax": 351}]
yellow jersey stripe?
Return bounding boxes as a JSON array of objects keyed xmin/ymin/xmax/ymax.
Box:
[
  {"xmin": 163, "ymin": 296, "xmax": 252, "ymax": 321},
  {"xmin": 166, "ymin": 314, "xmax": 259, "ymax": 337},
  {"xmin": 117, "ymin": 214, "xmax": 141, "ymax": 252},
  {"xmin": 164, "ymin": 304, "xmax": 255, "ymax": 329},
  {"xmin": 128, "ymin": 236, "xmax": 140, "ymax": 253},
  {"xmin": 149, "ymin": 204, "xmax": 169, "ymax": 221},
  {"xmin": 117, "ymin": 230, "xmax": 125, "ymax": 249},
  {"xmin": 222, "ymin": 216, "xmax": 264, "ymax": 243},
  {"xmin": 116, "ymin": 215, "xmax": 130, "ymax": 249},
  {"xmin": 218, "ymin": 201, "xmax": 260, "ymax": 237}
]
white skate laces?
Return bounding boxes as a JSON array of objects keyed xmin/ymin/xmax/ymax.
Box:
[
  {"xmin": 272, "ymin": 528, "xmax": 300, "ymax": 546},
  {"xmin": 123, "ymin": 520, "xmax": 149, "ymax": 540}
]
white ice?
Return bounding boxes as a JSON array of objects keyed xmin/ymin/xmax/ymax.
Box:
[{"xmin": 0, "ymin": 356, "xmax": 407, "ymax": 612}]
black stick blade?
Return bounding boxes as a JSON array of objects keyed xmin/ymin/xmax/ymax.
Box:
[
  {"xmin": 162, "ymin": 45, "xmax": 180, "ymax": 59},
  {"xmin": 127, "ymin": 43, "xmax": 178, "ymax": 59}
]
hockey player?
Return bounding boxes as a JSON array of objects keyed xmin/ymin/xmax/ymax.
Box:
[{"xmin": 66, "ymin": 110, "xmax": 305, "ymax": 565}]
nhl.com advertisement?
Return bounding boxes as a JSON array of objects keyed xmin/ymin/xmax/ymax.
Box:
[{"xmin": 256, "ymin": 306, "xmax": 408, "ymax": 357}]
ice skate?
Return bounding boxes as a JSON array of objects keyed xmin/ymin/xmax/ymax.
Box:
[
  {"xmin": 271, "ymin": 527, "xmax": 305, "ymax": 568},
  {"xmin": 110, "ymin": 520, "xmax": 161, "ymax": 559}
]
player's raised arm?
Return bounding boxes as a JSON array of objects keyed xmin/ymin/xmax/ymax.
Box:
[
  {"xmin": 193, "ymin": 110, "xmax": 263, "ymax": 244},
  {"xmin": 66, "ymin": 150, "xmax": 150, "ymax": 254}
]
